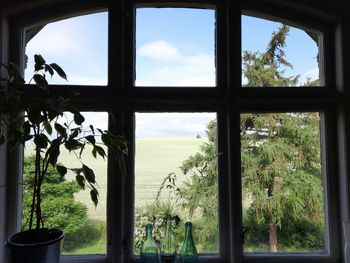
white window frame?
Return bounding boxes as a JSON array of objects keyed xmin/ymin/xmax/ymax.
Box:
[{"xmin": 0, "ymin": 1, "xmax": 348, "ymax": 263}]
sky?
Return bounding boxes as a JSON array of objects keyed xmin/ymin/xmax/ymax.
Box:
[{"xmin": 25, "ymin": 8, "xmax": 319, "ymax": 138}]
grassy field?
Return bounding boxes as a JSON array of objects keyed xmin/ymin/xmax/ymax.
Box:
[
  {"xmin": 24, "ymin": 137, "xmax": 206, "ymax": 254},
  {"xmin": 24, "ymin": 137, "xmax": 206, "ymax": 220},
  {"xmin": 135, "ymin": 137, "xmax": 206, "ymax": 207}
]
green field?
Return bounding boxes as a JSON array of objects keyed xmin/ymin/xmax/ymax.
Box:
[{"xmin": 24, "ymin": 137, "xmax": 206, "ymax": 220}]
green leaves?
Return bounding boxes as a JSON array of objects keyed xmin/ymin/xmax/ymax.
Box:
[
  {"xmin": 54, "ymin": 123, "xmax": 67, "ymax": 137},
  {"xmin": 56, "ymin": 165, "xmax": 67, "ymax": 176},
  {"xmin": 85, "ymin": 135, "xmax": 95, "ymax": 145},
  {"xmin": 101, "ymin": 132, "xmax": 128, "ymax": 154},
  {"xmin": 65, "ymin": 139, "xmax": 83, "ymax": 151},
  {"xmin": 34, "ymin": 134, "xmax": 49, "ymax": 149},
  {"xmin": 92, "ymin": 145, "xmax": 106, "ymax": 159},
  {"xmin": 33, "ymin": 74, "xmax": 48, "ymax": 90},
  {"xmin": 32, "ymin": 54, "xmax": 67, "ymax": 90},
  {"xmin": 43, "ymin": 120, "xmax": 53, "ymax": 135},
  {"xmin": 50, "ymin": 63, "xmax": 67, "ymax": 81},
  {"xmin": 73, "ymin": 112, "xmax": 85, "ymax": 125},
  {"xmin": 76, "ymin": 174, "xmax": 85, "ymax": 189},
  {"xmin": 27, "ymin": 107, "xmax": 42, "ymax": 124},
  {"xmin": 44, "ymin": 64, "xmax": 54, "ymax": 77},
  {"xmin": 34, "ymin": 54, "xmax": 46, "ymax": 67},
  {"xmin": 1, "ymin": 54, "xmax": 129, "ymax": 230},
  {"xmin": 90, "ymin": 189, "xmax": 99, "ymax": 207},
  {"xmin": 82, "ymin": 164, "xmax": 95, "ymax": 184}
]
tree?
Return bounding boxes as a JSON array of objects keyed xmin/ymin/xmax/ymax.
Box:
[
  {"xmin": 241, "ymin": 112, "xmax": 323, "ymax": 252},
  {"xmin": 242, "ymin": 24, "xmax": 299, "ymax": 87},
  {"xmin": 22, "ymin": 155, "xmax": 89, "ymax": 248},
  {"xmin": 177, "ymin": 120, "xmax": 218, "ymax": 249},
  {"xmin": 177, "ymin": 24, "xmax": 323, "ymax": 252},
  {"xmin": 241, "ymin": 25, "xmax": 323, "ymax": 252}
]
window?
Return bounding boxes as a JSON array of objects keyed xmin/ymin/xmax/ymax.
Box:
[
  {"xmin": 241, "ymin": 15, "xmax": 323, "ymax": 87},
  {"xmin": 241, "ymin": 112, "xmax": 326, "ymax": 253},
  {"xmin": 23, "ymin": 112, "xmax": 108, "ymax": 255},
  {"xmin": 25, "ymin": 12, "xmax": 108, "ymax": 86},
  {"xmin": 135, "ymin": 8, "xmax": 216, "ymax": 87},
  {"xmin": 134, "ymin": 112, "xmax": 218, "ymax": 254},
  {"xmin": 1, "ymin": 1, "xmax": 345, "ymax": 263}
]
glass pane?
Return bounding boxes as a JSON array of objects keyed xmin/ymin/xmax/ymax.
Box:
[
  {"xmin": 25, "ymin": 12, "xmax": 108, "ymax": 85},
  {"xmin": 23, "ymin": 112, "xmax": 108, "ymax": 254},
  {"xmin": 134, "ymin": 113, "xmax": 218, "ymax": 255},
  {"xmin": 241, "ymin": 112, "xmax": 326, "ymax": 253},
  {"xmin": 135, "ymin": 8, "xmax": 216, "ymax": 87},
  {"xmin": 242, "ymin": 15, "xmax": 322, "ymax": 87}
]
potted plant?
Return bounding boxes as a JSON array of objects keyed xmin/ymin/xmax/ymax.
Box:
[{"xmin": 0, "ymin": 54, "xmax": 127, "ymax": 263}]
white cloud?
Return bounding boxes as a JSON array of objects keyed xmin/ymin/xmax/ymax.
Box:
[
  {"xmin": 150, "ymin": 63, "xmax": 215, "ymax": 86},
  {"xmin": 26, "ymin": 24, "xmax": 81, "ymax": 57},
  {"xmin": 138, "ymin": 40, "xmax": 183, "ymax": 61},
  {"xmin": 184, "ymin": 53, "xmax": 214, "ymax": 71},
  {"xmin": 137, "ymin": 40, "xmax": 216, "ymax": 86},
  {"xmin": 135, "ymin": 113, "xmax": 216, "ymax": 138},
  {"xmin": 300, "ymin": 67, "xmax": 319, "ymax": 83}
]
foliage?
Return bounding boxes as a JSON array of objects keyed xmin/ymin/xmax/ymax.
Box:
[
  {"xmin": 173, "ymin": 24, "xmax": 323, "ymax": 253},
  {"xmin": 63, "ymin": 220, "xmax": 105, "ymax": 251},
  {"xmin": 134, "ymin": 173, "xmax": 182, "ymax": 254},
  {"xmin": 0, "ymin": 55, "xmax": 128, "ymax": 232},
  {"xmin": 241, "ymin": 24, "xmax": 323, "ymax": 252},
  {"xmin": 22, "ymin": 155, "xmax": 87, "ymax": 233},
  {"xmin": 242, "ymin": 24, "xmax": 299, "ymax": 87},
  {"xmin": 244, "ymin": 209, "xmax": 324, "ymax": 252},
  {"xmin": 134, "ymin": 121, "xmax": 219, "ymax": 254},
  {"xmin": 134, "ymin": 201, "xmax": 183, "ymax": 254},
  {"xmin": 23, "ymin": 155, "xmax": 104, "ymax": 251},
  {"xmin": 133, "ymin": 24, "xmax": 322, "ymax": 253},
  {"xmin": 177, "ymin": 120, "xmax": 218, "ymax": 247}
]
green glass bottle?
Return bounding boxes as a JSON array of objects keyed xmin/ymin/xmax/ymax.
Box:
[
  {"xmin": 140, "ymin": 224, "xmax": 159, "ymax": 263},
  {"xmin": 179, "ymin": 222, "xmax": 198, "ymax": 263},
  {"xmin": 160, "ymin": 217, "xmax": 176, "ymax": 263}
]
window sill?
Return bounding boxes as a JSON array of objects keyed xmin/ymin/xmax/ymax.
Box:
[{"xmin": 62, "ymin": 254, "xmax": 106, "ymax": 263}]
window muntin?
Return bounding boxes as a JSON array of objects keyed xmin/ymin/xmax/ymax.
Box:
[
  {"xmin": 23, "ymin": 112, "xmax": 108, "ymax": 255},
  {"xmin": 134, "ymin": 112, "xmax": 218, "ymax": 255},
  {"xmin": 241, "ymin": 112, "xmax": 326, "ymax": 253},
  {"xmin": 135, "ymin": 8, "xmax": 216, "ymax": 87},
  {"xmin": 242, "ymin": 15, "xmax": 322, "ymax": 87},
  {"xmin": 25, "ymin": 12, "xmax": 108, "ymax": 86}
]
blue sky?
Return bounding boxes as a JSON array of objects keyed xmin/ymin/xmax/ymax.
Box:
[{"xmin": 25, "ymin": 9, "xmax": 319, "ymax": 138}]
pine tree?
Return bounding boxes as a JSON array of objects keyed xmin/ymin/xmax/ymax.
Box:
[
  {"xmin": 242, "ymin": 24, "xmax": 299, "ymax": 87},
  {"xmin": 241, "ymin": 25, "xmax": 323, "ymax": 252},
  {"xmin": 241, "ymin": 112, "xmax": 323, "ymax": 252},
  {"xmin": 178, "ymin": 25, "xmax": 324, "ymax": 252}
]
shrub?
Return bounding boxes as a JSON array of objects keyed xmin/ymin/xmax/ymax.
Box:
[{"xmin": 63, "ymin": 219, "xmax": 105, "ymax": 251}]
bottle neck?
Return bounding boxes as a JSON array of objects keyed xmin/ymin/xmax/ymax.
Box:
[
  {"xmin": 184, "ymin": 225, "xmax": 192, "ymax": 240},
  {"xmin": 146, "ymin": 225, "xmax": 153, "ymax": 240}
]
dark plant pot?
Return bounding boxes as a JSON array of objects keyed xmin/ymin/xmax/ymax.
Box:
[{"xmin": 5, "ymin": 228, "xmax": 64, "ymax": 263}]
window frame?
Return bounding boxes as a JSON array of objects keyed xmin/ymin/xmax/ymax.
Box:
[{"xmin": 1, "ymin": 0, "xmax": 344, "ymax": 263}]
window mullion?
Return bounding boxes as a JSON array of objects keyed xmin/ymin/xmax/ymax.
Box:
[
  {"xmin": 107, "ymin": 1, "xmax": 129, "ymax": 262},
  {"xmin": 227, "ymin": 0, "xmax": 243, "ymax": 262}
]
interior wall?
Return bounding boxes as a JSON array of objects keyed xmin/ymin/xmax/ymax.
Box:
[{"xmin": 0, "ymin": 13, "xmax": 9, "ymax": 263}]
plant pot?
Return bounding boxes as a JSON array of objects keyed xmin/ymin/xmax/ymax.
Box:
[{"xmin": 5, "ymin": 228, "xmax": 64, "ymax": 263}]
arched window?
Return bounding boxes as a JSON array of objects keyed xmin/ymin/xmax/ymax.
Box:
[{"xmin": 0, "ymin": 1, "xmax": 345, "ymax": 263}]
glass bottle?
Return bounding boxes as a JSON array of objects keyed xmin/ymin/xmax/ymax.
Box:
[
  {"xmin": 140, "ymin": 224, "xmax": 159, "ymax": 263},
  {"xmin": 160, "ymin": 216, "xmax": 176, "ymax": 263},
  {"xmin": 179, "ymin": 222, "xmax": 198, "ymax": 263}
]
